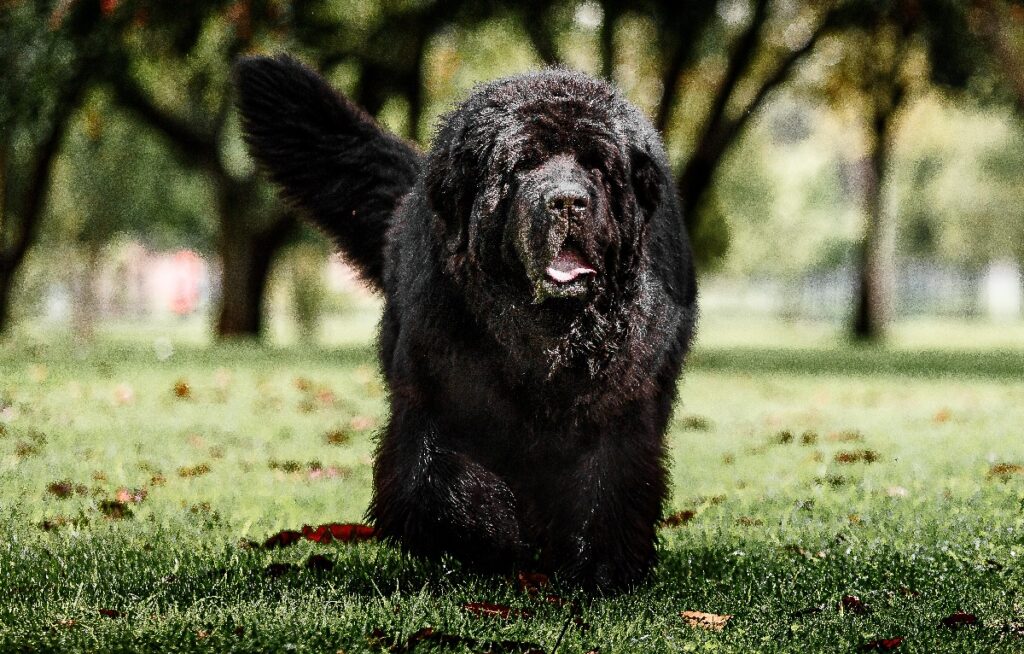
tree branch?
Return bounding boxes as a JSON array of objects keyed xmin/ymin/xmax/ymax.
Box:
[
  {"xmin": 523, "ymin": 7, "xmax": 561, "ymax": 66},
  {"xmin": 655, "ymin": 44, "xmax": 688, "ymax": 134},
  {"xmin": 973, "ymin": 0, "xmax": 1024, "ymax": 112},
  {"xmin": 108, "ymin": 65, "xmax": 218, "ymax": 169},
  {"xmin": 722, "ymin": 14, "xmax": 832, "ymax": 151},
  {"xmin": 1, "ymin": 75, "xmax": 87, "ymax": 268}
]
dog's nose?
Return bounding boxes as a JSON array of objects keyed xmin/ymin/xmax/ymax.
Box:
[{"xmin": 545, "ymin": 185, "xmax": 590, "ymax": 213}]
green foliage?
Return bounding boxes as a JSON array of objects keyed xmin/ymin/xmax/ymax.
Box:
[{"xmin": 47, "ymin": 96, "xmax": 217, "ymax": 251}]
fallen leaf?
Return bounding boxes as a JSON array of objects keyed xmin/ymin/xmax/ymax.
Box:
[
  {"xmin": 349, "ymin": 415, "xmax": 376, "ymax": 431},
  {"xmin": 47, "ymin": 481, "xmax": 75, "ymax": 498},
  {"xmin": 462, "ymin": 601, "xmax": 532, "ymax": 620},
  {"xmin": 263, "ymin": 529, "xmax": 303, "ymax": 549},
  {"xmin": 173, "ymin": 380, "xmax": 191, "ymax": 399},
  {"xmin": 301, "ymin": 522, "xmax": 376, "ymax": 543},
  {"xmin": 828, "ymin": 430, "xmax": 865, "ymax": 443},
  {"xmin": 113, "ymin": 384, "xmax": 135, "ymax": 405},
  {"xmin": 933, "ymin": 408, "xmax": 951, "ymax": 423},
  {"xmin": 680, "ymin": 610, "xmax": 731, "ymax": 631},
  {"xmin": 735, "ymin": 516, "xmax": 763, "ymax": 526},
  {"xmin": 50, "ymin": 619, "xmax": 76, "ymax": 629},
  {"xmin": 177, "ymin": 463, "xmax": 211, "ymax": 478},
  {"xmin": 940, "ymin": 611, "xmax": 978, "ymax": 628},
  {"xmin": 862, "ymin": 637, "xmax": 903, "ymax": 651},
  {"xmin": 661, "ymin": 509, "xmax": 697, "ymax": 527},
  {"xmin": 98, "ymin": 500, "xmax": 131, "ymax": 520},
  {"xmin": 98, "ymin": 608, "xmax": 121, "ymax": 619},
  {"xmin": 834, "ymin": 449, "xmax": 880, "ymax": 464},
  {"xmin": 840, "ymin": 595, "xmax": 870, "ymax": 615},
  {"xmin": 325, "ymin": 429, "xmax": 350, "ymax": 445},
  {"xmin": 516, "ymin": 571, "xmax": 549, "ymax": 594},
  {"xmin": 115, "ymin": 487, "xmax": 147, "ymax": 504},
  {"xmin": 988, "ymin": 463, "xmax": 1024, "ymax": 481}
]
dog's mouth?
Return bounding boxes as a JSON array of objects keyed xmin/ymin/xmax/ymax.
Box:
[
  {"xmin": 545, "ymin": 248, "xmax": 596, "ymax": 285},
  {"xmin": 530, "ymin": 247, "xmax": 596, "ymax": 302}
]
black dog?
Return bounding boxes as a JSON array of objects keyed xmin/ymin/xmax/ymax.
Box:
[{"xmin": 236, "ymin": 56, "xmax": 698, "ymax": 590}]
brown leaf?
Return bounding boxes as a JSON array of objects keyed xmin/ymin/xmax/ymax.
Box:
[
  {"xmin": 516, "ymin": 571, "xmax": 549, "ymax": 594},
  {"xmin": 988, "ymin": 463, "xmax": 1024, "ymax": 481},
  {"xmin": 862, "ymin": 637, "xmax": 903, "ymax": 651},
  {"xmin": 177, "ymin": 463, "xmax": 211, "ymax": 478},
  {"xmin": 834, "ymin": 449, "xmax": 880, "ymax": 464},
  {"xmin": 462, "ymin": 601, "xmax": 533, "ymax": 620},
  {"xmin": 735, "ymin": 516, "xmax": 763, "ymax": 526},
  {"xmin": 828, "ymin": 430, "xmax": 865, "ymax": 443},
  {"xmin": 680, "ymin": 610, "xmax": 731, "ymax": 631},
  {"xmin": 98, "ymin": 500, "xmax": 132, "ymax": 520},
  {"xmin": 325, "ymin": 429, "xmax": 350, "ymax": 445},
  {"xmin": 840, "ymin": 595, "xmax": 871, "ymax": 615},
  {"xmin": 173, "ymin": 380, "xmax": 191, "ymax": 399},
  {"xmin": 661, "ymin": 509, "xmax": 697, "ymax": 527},
  {"xmin": 940, "ymin": 611, "xmax": 978, "ymax": 628},
  {"xmin": 98, "ymin": 608, "xmax": 121, "ymax": 619},
  {"xmin": 933, "ymin": 408, "xmax": 951, "ymax": 423},
  {"xmin": 47, "ymin": 481, "xmax": 74, "ymax": 498}
]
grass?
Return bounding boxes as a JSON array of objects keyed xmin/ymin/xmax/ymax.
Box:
[{"xmin": 2, "ymin": 310, "xmax": 1024, "ymax": 652}]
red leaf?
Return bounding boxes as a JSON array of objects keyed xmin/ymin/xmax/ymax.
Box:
[
  {"xmin": 324, "ymin": 522, "xmax": 376, "ymax": 542},
  {"xmin": 98, "ymin": 608, "xmax": 121, "ymax": 619},
  {"xmin": 462, "ymin": 601, "xmax": 533, "ymax": 620},
  {"xmin": 263, "ymin": 529, "xmax": 303, "ymax": 549},
  {"xmin": 862, "ymin": 637, "xmax": 903, "ymax": 651},
  {"xmin": 940, "ymin": 611, "xmax": 978, "ymax": 628}
]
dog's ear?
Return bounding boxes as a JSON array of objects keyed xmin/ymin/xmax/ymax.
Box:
[
  {"xmin": 629, "ymin": 144, "xmax": 666, "ymax": 219},
  {"xmin": 424, "ymin": 113, "xmax": 478, "ymax": 248},
  {"xmin": 234, "ymin": 54, "xmax": 423, "ymax": 288}
]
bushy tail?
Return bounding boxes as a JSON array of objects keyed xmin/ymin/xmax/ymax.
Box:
[{"xmin": 234, "ymin": 55, "xmax": 422, "ymax": 290}]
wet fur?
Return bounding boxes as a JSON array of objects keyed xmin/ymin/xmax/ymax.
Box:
[{"xmin": 236, "ymin": 56, "xmax": 698, "ymax": 590}]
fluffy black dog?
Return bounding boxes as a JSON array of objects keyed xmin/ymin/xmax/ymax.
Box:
[{"xmin": 235, "ymin": 56, "xmax": 698, "ymax": 590}]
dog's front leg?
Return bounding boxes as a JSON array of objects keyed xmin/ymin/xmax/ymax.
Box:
[
  {"xmin": 369, "ymin": 408, "xmax": 526, "ymax": 571},
  {"xmin": 546, "ymin": 433, "xmax": 669, "ymax": 591}
]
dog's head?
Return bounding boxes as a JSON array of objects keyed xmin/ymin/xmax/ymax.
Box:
[{"xmin": 426, "ymin": 70, "xmax": 669, "ymax": 312}]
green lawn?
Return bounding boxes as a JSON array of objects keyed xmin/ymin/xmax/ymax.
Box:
[{"xmin": 2, "ymin": 311, "xmax": 1024, "ymax": 652}]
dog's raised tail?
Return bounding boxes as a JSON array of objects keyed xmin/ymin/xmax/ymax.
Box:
[{"xmin": 234, "ymin": 55, "xmax": 423, "ymax": 291}]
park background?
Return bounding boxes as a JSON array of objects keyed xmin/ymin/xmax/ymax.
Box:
[{"xmin": 3, "ymin": 1, "xmax": 1024, "ymax": 652}]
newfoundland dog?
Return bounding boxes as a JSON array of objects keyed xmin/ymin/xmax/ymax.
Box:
[{"xmin": 235, "ymin": 56, "xmax": 698, "ymax": 590}]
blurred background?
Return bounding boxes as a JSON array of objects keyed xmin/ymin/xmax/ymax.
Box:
[{"xmin": 2, "ymin": 0, "xmax": 1023, "ymax": 350}]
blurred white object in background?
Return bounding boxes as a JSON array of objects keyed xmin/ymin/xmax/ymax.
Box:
[{"xmin": 981, "ymin": 259, "xmax": 1022, "ymax": 322}]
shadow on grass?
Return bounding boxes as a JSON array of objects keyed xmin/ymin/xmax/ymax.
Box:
[{"xmin": 689, "ymin": 346, "xmax": 1024, "ymax": 380}]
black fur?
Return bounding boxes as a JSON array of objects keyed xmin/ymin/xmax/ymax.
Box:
[{"xmin": 236, "ymin": 55, "xmax": 698, "ymax": 591}]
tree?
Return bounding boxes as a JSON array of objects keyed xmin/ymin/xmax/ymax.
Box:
[
  {"xmin": 0, "ymin": 0, "xmax": 106, "ymax": 335},
  {"xmin": 809, "ymin": 0, "xmax": 990, "ymax": 340}
]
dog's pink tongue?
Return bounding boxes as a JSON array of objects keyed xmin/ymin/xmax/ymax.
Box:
[{"xmin": 545, "ymin": 249, "xmax": 596, "ymax": 284}]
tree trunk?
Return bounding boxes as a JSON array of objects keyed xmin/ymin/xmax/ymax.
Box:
[
  {"xmin": 217, "ymin": 228, "xmax": 274, "ymax": 338},
  {"xmin": 851, "ymin": 106, "xmax": 898, "ymax": 341},
  {"xmin": 71, "ymin": 244, "xmax": 102, "ymax": 343},
  {"xmin": 0, "ymin": 264, "xmax": 14, "ymax": 337},
  {"xmin": 215, "ymin": 184, "xmax": 297, "ymax": 339}
]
